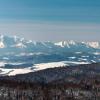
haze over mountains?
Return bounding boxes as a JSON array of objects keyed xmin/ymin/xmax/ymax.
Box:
[{"xmin": 0, "ymin": 35, "xmax": 100, "ymax": 76}]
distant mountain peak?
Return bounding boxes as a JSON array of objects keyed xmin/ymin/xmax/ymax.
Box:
[
  {"xmin": 54, "ymin": 40, "xmax": 76, "ymax": 48},
  {"xmin": 0, "ymin": 41, "xmax": 5, "ymax": 48},
  {"xmin": 0, "ymin": 35, "xmax": 99, "ymax": 76},
  {"xmin": 0, "ymin": 35, "xmax": 100, "ymax": 49},
  {"xmin": 85, "ymin": 42, "xmax": 100, "ymax": 49},
  {"xmin": 54, "ymin": 40, "xmax": 100, "ymax": 49}
]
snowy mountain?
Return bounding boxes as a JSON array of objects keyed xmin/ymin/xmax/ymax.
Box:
[{"xmin": 0, "ymin": 35, "xmax": 100, "ymax": 76}]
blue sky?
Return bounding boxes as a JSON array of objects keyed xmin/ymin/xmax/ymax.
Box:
[{"xmin": 0, "ymin": 0, "xmax": 100, "ymax": 41}]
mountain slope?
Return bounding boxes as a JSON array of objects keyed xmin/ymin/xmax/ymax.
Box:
[
  {"xmin": 0, "ymin": 35, "xmax": 100, "ymax": 76},
  {"xmin": 3, "ymin": 63, "xmax": 100, "ymax": 83}
]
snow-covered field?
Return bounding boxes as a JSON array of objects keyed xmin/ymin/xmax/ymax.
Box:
[
  {"xmin": 33, "ymin": 62, "xmax": 67, "ymax": 71},
  {"xmin": 0, "ymin": 62, "xmax": 67, "ymax": 76},
  {"xmin": 0, "ymin": 61, "xmax": 89, "ymax": 76},
  {"xmin": 0, "ymin": 67, "xmax": 32, "ymax": 76}
]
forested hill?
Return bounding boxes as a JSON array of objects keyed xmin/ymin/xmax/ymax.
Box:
[{"xmin": 1, "ymin": 63, "xmax": 100, "ymax": 84}]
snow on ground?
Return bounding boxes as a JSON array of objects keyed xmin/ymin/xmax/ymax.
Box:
[
  {"xmin": 93, "ymin": 52, "xmax": 100, "ymax": 55},
  {"xmin": 8, "ymin": 68, "xmax": 32, "ymax": 76},
  {"xmin": 62, "ymin": 61, "xmax": 89, "ymax": 65},
  {"xmin": 0, "ymin": 61, "xmax": 90, "ymax": 76},
  {"xmin": 68, "ymin": 57, "xmax": 76, "ymax": 59},
  {"xmin": 0, "ymin": 68, "xmax": 32, "ymax": 76},
  {"xmin": 33, "ymin": 62, "xmax": 67, "ymax": 71},
  {"xmin": 0, "ymin": 62, "xmax": 6, "ymax": 67},
  {"xmin": 0, "ymin": 62, "xmax": 67, "ymax": 76},
  {"xmin": 34, "ymin": 61, "xmax": 89, "ymax": 72},
  {"xmin": 0, "ymin": 68, "xmax": 11, "ymax": 75}
]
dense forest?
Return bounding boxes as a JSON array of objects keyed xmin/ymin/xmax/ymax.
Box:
[{"xmin": 0, "ymin": 63, "xmax": 100, "ymax": 100}]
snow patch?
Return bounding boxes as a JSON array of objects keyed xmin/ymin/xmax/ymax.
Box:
[
  {"xmin": 0, "ymin": 62, "xmax": 6, "ymax": 67},
  {"xmin": 93, "ymin": 52, "xmax": 100, "ymax": 55},
  {"xmin": 86, "ymin": 42, "xmax": 100, "ymax": 49},
  {"xmin": 8, "ymin": 68, "xmax": 32, "ymax": 76},
  {"xmin": 34, "ymin": 62, "xmax": 67, "ymax": 71},
  {"xmin": 0, "ymin": 41, "xmax": 5, "ymax": 48},
  {"xmin": 68, "ymin": 57, "xmax": 76, "ymax": 59},
  {"xmin": 55, "ymin": 40, "xmax": 76, "ymax": 48}
]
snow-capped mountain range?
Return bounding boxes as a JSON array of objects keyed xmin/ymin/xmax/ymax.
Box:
[{"xmin": 0, "ymin": 35, "xmax": 100, "ymax": 76}]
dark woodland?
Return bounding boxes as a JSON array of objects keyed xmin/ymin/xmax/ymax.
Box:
[{"xmin": 0, "ymin": 63, "xmax": 100, "ymax": 100}]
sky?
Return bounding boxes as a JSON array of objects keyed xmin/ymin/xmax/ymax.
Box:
[{"xmin": 0, "ymin": 0, "xmax": 100, "ymax": 41}]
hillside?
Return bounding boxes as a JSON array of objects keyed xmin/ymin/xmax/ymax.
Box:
[{"xmin": 0, "ymin": 35, "xmax": 100, "ymax": 76}]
